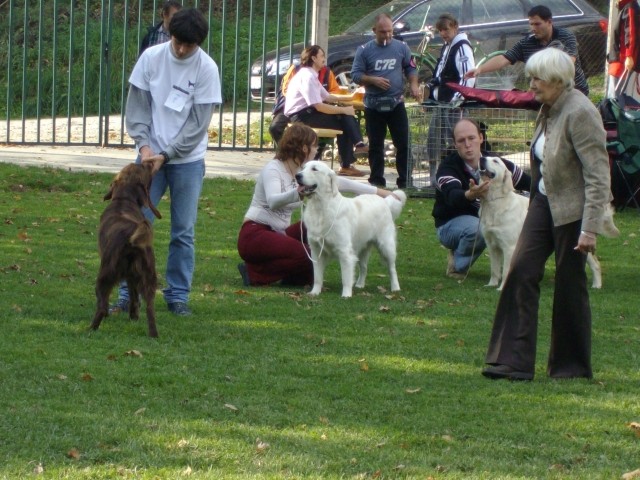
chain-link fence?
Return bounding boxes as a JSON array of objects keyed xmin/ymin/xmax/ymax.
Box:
[{"xmin": 406, "ymin": 104, "xmax": 537, "ymax": 196}]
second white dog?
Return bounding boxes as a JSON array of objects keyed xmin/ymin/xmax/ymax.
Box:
[
  {"xmin": 296, "ymin": 161, "xmax": 407, "ymax": 298},
  {"xmin": 479, "ymin": 156, "xmax": 619, "ymax": 290}
]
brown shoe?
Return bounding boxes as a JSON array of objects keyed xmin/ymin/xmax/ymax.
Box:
[
  {"xmin": 446, "ymin": 250, "xmax": 465, "ymax": 280},
  {"xmin": 338, "ymin": 165, "xmax": 366, "ymax": 177}
]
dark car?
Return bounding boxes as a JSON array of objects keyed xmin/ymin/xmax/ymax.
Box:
[{"xmin": 250, "ymin": 0, "xmax": 607, "ymax": 102}]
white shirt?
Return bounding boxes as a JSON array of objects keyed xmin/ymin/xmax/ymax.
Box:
[{"xmin": 129, "ymin": 42, "xmax": 222, "ymax": 163}]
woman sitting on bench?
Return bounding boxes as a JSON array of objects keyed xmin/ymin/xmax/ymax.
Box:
[{"xmin": 284, "ymin": 45, "xmax": 368, "ymax": 177}]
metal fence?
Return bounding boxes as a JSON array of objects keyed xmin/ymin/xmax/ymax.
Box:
[
  {"xmin": 0, "ymin": 0, "xmax": 315, "ymax": 150},
  {"xmin": 1, "ymin": 0, "xmax": 608, "ymax": 151},
  {"xmin": 406, "ymin": 104, "xmax": 537, "ymax": 196}
]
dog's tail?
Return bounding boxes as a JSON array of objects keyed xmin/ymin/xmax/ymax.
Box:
[
  {"xmin": 601, "ymin": 203, "xmax": 620, "ymax": 238},
  {"xmin": 386, "ymin": 190, "xmax": 407, "ymax": 221},
  {"xmin": 130, "ymin": 220, "xmax": 154, "ymax": 248}
]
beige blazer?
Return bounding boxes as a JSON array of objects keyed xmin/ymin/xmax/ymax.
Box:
[{"xmin": 530, "ymin": 89, "xmax": 611, "ymax": 233}]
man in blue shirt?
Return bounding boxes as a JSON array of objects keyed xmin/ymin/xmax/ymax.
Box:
[{"xmin": 351, "ymin": 13, "xmax": 421, "ymax": 189}]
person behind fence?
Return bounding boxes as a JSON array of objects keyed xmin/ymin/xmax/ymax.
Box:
[
  {"xmin": 139, "ymin": 1, "xmax": 182, "ymax": 55},
  {"xmin": 110, "ymin": 8, "xmax": 222, "ymax": 317},
  {"xmin": 284, "ymin": 45, "xmax": 368, "ymax": 178},
  {"xmin": 237, "ymin": 123, "xmax": 397, "ymax": 287},
  {"xmin": 464, "ymin": 5, "xmax": 589, "ymax": 96},
  {"xmin": 351, "ymin": 13, "xmax": 421, "ymax": 189},
  {"xmin": 432, "ymin": 118, "xmax": 530, "ymax": 280},
  {"xmin": 426, "ymin": 13, "xmax": 476, "ymax": 184},
  {"xmin": 482, "ymin": 48, "xmax": 611, "ymax": 381},
  {"xmin": 268, "ymin": 58, "xmax": 343, "ymax": 145}
]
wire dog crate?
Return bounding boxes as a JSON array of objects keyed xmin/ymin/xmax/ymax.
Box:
[{"xmin": 406, "ymin": 103, "xmax": 537, "ymax": 196}]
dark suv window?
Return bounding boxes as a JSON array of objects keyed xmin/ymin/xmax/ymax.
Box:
[
  {"xmin": 539, "ymin": 0, "xmax": 582, "ymax": 16},
  {"xmin": 401, "ymin": 0, "xmax": 463, "ymax": 32},
  {"xmin": 470, "ymin": 0, "xmax": 527, "ymax": 24}
]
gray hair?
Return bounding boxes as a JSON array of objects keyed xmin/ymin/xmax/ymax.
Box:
[{"xmin": 525, "ymin": 47, "xmax": 574, "ymax": 91}]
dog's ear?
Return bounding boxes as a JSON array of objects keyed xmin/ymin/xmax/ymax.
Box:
[
  {"xmin": 104, "ymin": 181, "xmax": 117, "ymax": 201},
  {"xmin": 144, "ymin": 185, "xmax": 162, "ymax": 219},
  {"xmin": 137, "ymin": 163, "xmax": 162, "ymax": 219},
  {"xmin": 501, "ymin": 166, "xmax": 513, "ymax": 194},
  {"xmin": 329, "ymin": 169, "xmax": 339, "ymax": 196}
]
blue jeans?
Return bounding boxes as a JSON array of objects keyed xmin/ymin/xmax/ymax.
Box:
[
  {"xmin": 118, "ymin": 158, "xmax": 205, "ymax": 304},
  {"xmin": 436, "ymin": 215, "xmax": 485, "ymax": 273}
]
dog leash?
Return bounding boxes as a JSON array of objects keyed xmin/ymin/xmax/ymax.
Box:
[{"xmin": 299, "ymin": 195, "xmax": 344, "ymax": 263}]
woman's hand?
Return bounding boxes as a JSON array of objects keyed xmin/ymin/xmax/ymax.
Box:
[{"xmin": 575, "ymin": 231, "xmax": 597, "ymax": 255}]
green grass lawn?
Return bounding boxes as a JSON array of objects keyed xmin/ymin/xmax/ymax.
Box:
[{"xmin": 1, "ymin": 163, "xmax": 639, "ymax": 479}]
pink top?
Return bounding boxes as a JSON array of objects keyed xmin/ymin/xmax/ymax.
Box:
[{"xmin": 283, "ymin": 66, "xmax": 328, "ymax": 116}]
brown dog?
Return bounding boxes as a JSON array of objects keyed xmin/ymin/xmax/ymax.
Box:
[{"xmin": 91, "ymin": 163, "xmax": 161, "ymax": 337}]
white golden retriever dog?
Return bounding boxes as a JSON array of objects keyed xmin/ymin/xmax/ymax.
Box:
[
  {"xmin": 295, "ymin": 161, "xmax": 407, "ymax": 298},
  {"xmin": 479, "ymin": 156, "xmax": 619, "ymax": 290}
]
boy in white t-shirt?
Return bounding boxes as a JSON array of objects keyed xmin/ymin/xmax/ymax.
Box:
[{"xmin": 111, "ymin": 8, "xmax": 222, "ymax": 317}]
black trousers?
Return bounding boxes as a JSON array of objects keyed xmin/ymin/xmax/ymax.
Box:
[
  {"xmin": 290, "ymin": 108, "xmax": 363, "ymax": 168},
  {"xmin": 364, "ymin": 102, "xmax": 409, "ymax": 188},
  {"xmin": 484, "ymin": 194, "xmax": 592, "ymax": 379}
]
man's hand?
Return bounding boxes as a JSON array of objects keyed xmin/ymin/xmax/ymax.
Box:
[
  {"xmin": 464, "ymin": 179, "xmax": 490, "ymax": 200},
  {"xmin": 142, "ymin": 154, "xmax": 165, "ymax": 175},
  {"xmin": 369, "ymin": 77, "xmax": 391, "ymax": 90},
  {"xmin": 139, "ymin": 145, "xmax": 154, "ymax": 162},
  {"xmin": 464, "ymin": 67, "xmax": 480, "ymax": 80}
]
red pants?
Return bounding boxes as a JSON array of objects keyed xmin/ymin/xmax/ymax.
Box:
[{"xmin": 237, "ymin": 221, "xmax": 313, "ymax": 286}]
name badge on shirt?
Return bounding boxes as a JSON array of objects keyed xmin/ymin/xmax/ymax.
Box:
[{"xmin": 165, "ymin": 85, "xmax": 190, "ymax": 112}]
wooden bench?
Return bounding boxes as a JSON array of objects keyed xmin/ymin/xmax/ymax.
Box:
[{"xmin": 310, "ymin": 128, "xmax": 342, "ymax": 168}]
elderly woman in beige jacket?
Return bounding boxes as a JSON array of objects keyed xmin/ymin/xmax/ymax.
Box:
[{"xmin": 482, "ymin": 48, "xmax": 611, "ymax": 381}]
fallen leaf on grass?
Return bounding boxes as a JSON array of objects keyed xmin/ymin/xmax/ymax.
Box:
[
  {"xmin": 234, "ymin": 289, "xmax": 251, "ymax": 295},
  {"xmin": 81, "ymin": 373, "xmax": 93, "ymax": 381},
  {"xmin": 56, "ymin": 374, "xmax": 67, "ymax": 380},
  {"xmin": 405, "ymin": 387, "xmax": 421, "ymax": 394},
  {"xmin": 378, "ymin": 305, "xmax": 390, "ymax": 313},
  {"xmin": 183, "ymin": 465, "xmax": 193, "ymax": 475},
  {"xmin": 255, "ymin": 438, "xmax": 270, "ymax": 453},
  {"xmin": 66, "ymin": 448, "xmax": 81, "ymax": 460},
  {"xmin": 134, "ymin": 407, "xmax": 146, "ymax": 415},
  {"xmin": 359, "ymin": 361, "xmax": 369, "ymax": 372},
  {"xmin": 124, "ymin": 350, "xmax": 143, "ymax": 358},
  {"xmin": 628, "ymin": 422, "xmax": 640, "ymax": 436},
  {"xmin": 33, "ymin": 463, "xmax": 44, "ymax": 474},
  {"xmin": 622, "ymin": 468, "xmax": 640, "ymax": 479},
  {"xmin": 393, "ymin": 464, "xmax": 405, "ymax": 471},
  {"xmin": 224, "ymin": 403, "xmax": 239, "ymax": 412}
]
